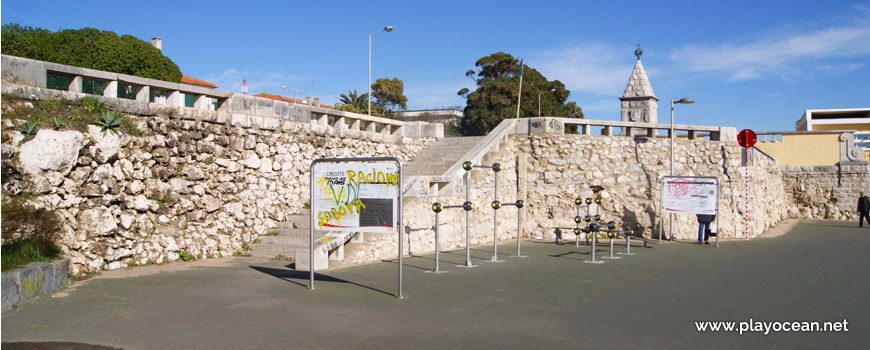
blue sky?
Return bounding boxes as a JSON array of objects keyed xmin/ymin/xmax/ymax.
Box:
[{"xmin": 2, "ymin": 0, "xmax": 869, "ymax": 132}]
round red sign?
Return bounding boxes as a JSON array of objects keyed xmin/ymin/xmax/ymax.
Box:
[{"xmin": 737, "ymin": 129, "xmax": 756, "ymax": 148}]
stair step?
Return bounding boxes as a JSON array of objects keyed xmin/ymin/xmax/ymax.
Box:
[
  {"xmin": 244, "ymin": 250, "xmax": 296, "ymax": 259},
  {"xmin": 249, "ymin": 242, "xmax": 305, "ymax": 252},
  {"xmin": 257, "ymin": 236, "xmax": 312, "ymax": 244}
]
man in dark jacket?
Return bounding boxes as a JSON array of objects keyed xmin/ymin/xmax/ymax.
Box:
[
  {"xmin": 696, "ymin": 214, "xmax": 715, "ymax": 244},
  {"xmin": 858, "ymin": 192, "xmax": 870, "ymax": 227}
]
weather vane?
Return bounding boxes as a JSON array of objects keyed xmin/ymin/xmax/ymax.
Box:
[{"xmin": 635, "ymin": 43, "xmax": 643, "ymax": 60}]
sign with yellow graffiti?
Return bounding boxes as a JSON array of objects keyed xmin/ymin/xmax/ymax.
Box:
[{"xmin": 311, "ymin": 160, "xmax": 399, "ymax": 233}]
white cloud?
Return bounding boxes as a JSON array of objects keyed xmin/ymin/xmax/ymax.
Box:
[
  {"xmin": 533, "ymin": 43, "xmax": 635, "ymax": 97},
  {"xmin": 669, "ymin": 22, "xmax": 870, "ymax": 81}
]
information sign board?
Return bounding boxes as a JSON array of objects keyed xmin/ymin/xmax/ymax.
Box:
[
  {"xmin": 661, "ymin": 176, "xmax": 719, "ymax": 215},
  {"xmin": 311, "ymin": 161, "xmax": 399, "ymax": 233}
]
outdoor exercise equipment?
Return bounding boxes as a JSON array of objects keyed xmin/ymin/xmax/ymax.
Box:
[
  {"xmin": 430, "ymin": 201, "xmax": 473, "ymax": 272},
  {"xmin": 464, "ymin": 161, "xmax": 525, "ymax": 262}
]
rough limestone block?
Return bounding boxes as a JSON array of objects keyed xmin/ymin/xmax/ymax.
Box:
[{"xmin": 2, "ymin": 271, "xmax": 21, "ymax": 313}]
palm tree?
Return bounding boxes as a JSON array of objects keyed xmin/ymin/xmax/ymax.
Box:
[{"xmin": 337, "ymin": 89, "xmax": 368, "ymax": 113}]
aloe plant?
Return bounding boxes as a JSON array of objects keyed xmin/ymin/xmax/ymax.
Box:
[
  {"xmin": 51, "ymin": 117, "xmax": 65, "ymax": 130},
  {"xmin": 96, "ymin": 110, "xmax": 122, "ymax": 134},
  {"xmin": 19, "ymin": 120, "xmax": 38, "ymax": 136}
]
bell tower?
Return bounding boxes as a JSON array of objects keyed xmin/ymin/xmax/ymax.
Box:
[{"xmin": 620, "ymin": 45, "xmax": 659, "ymax": 132}]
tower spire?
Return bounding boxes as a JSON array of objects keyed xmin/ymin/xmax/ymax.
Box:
[{"xmin": 620, "ymin": 46, "xmax": 659, "ymax": 133}]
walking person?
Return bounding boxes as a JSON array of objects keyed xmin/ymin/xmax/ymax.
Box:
[
  {"xmin": 696, "ymin": 214, "xmax": 715, "ymax": 244},
  {"xmin": 858, "ymin": 192, "xmax": 870, "ymax": 227}
]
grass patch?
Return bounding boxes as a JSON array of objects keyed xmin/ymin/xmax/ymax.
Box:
[
  {"xmin": 178, "ymin": 250, "xmax": 194, "ymax": 262},
  {"xmin": 1, "ymin": 195, "xmax": 63, "ymax": 272}
]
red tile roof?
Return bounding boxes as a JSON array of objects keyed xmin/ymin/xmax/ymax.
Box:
[
  {"xmin": 181, "ymin": 75, "xmax": 218, "ymax": 89},
  {"xmin": 254, "ymin": 93, "xmax": 332, "ymax": 109}
]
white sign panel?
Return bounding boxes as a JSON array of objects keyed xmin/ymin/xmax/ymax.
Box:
[
  {"xmin": 661, "ymin": 177, "xmax": 719, "ymax": 215},
  {"xmin": 311, "ymin": 161, "xmax": 399, "ymax": 233}
]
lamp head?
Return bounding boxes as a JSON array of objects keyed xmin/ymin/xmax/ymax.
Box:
[
  {"xmin": 675, "ymin": 97, "xmax": 694, "ymax": 104},
  {"xmin": 384, "ymin": 26, "xmax": 393, "ymax": 32}
]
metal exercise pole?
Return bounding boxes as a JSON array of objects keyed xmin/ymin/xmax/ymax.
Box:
[
  {"xmin": 585, "ymin": 198, "xmax": 592, "ymax": 245},
  {"xmin": 435, "ymin": 210, "xmax": 440, "ymax": 272},
  {"xmin": 618, "ymin": 230, "xmax": 635, "ymax": 256},
  {"xmin": 490, "ymin": 164, "xmax": 502, "ymax": 262},
  {"xmin": 515, "ymin": 201, "xmax": 525, "ymax": 257},
  {"xmin": 574, "ymin": 198, "xmax": 582, "ymax": 247},
  {"xmin": 462, "ymin": 161, "xmax": 474, "ymax": 267},
  {"xmin": 584, "ymin": 222, "xmax": 603, "ymax": 264}
]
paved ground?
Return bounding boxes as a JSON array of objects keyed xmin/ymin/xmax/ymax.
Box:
[{"xmin": 2, "ymin": 220, "xmax": 868, "ymax": 349}]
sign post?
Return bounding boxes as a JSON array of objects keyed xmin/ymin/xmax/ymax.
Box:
[
  {"xmin": 659, "ymin": 176, "xmax": 721, "ymax": 247},
  {"xmin": 309, "ymin": 157, "xmax": 404, "ymax": 298},
  {"xmin": 737, "ymin": 129, "xmax": 756, "ymax": 240}
]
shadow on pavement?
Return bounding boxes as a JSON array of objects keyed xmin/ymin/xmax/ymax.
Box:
[{"xmin": 248, "ymin": 265, "xmax": 393, "ymax": 297}]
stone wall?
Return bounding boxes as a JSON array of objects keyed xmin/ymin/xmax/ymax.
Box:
[
  {"xmin": 340, "ymin": 134, "xmax": 791, "ymax": 265},
  {"xmin": 1, "ymin": 99, "xmax": 434, "ymax": 276},
  {"xmin": 4, "ymin": 95, "xmax": 867, "ymax": 273},
  {"xmin": 781, "ymin": 164, "xmax": 870, "ymax": 219}
]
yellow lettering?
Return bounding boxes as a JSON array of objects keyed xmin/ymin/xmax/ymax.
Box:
[
  {"xmin": 377, "ymin": 172, "xmax": 385, "ymax": 183},
  {"xmin": 346, "ymin": 170, "xmax": 358, "ymax": 185}
]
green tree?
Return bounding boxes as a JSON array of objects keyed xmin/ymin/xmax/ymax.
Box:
[
  {"xmin": 370, "ymin": 77, "xmax": 408, "ymax": 119},
  {"xmin": 1, "ymin": 24, "xmax": 182, "ymax": 82},
  {"xmin": 457, "ymin": 52, "xmax": 583, "ymax": 136},
  {"xmin": 334, "ymin": 89, "xmax": 369, "ymax": 114}
]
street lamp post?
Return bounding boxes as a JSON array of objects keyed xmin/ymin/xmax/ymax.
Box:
[
  {"xmin": 538, "ymin": 88, "xmax": 556, "ymax": 118},
  {"xmin": 669, "ymin": 96, "xmax": 694, "ymax": 240},
  {"xmin": 369, "ymin": 25, "xmax": 393, "ymax": 116},
  {"xmin": 280, "ymin": 86, "xmax": 303, "ymax": 103}
]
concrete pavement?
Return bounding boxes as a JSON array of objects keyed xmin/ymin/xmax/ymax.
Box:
[{"xmin": 2, "ymin": 220, "xmax": 868, "ymax": 349}]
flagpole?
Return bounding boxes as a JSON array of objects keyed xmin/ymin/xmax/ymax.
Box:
[{"xmin": 515, "ymin": 59, "xmax": 524, "ymax": 119}]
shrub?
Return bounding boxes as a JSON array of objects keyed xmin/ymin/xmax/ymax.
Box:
[
  {"xmin": 1, "ymin": 196, "xmax": 63, "ymax": 271},
  {"xmin": 2, "ymin": 24, "xmax": 183, "ymax": 82}
]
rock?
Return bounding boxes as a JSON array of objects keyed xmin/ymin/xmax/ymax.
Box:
[
  {"xmin": 18, "ymin": 129, "xmax": 85, "ymax": 175},
  {"xmin": 169, "ymin": 178, "xmax": 189, "ymax": 194},
  {"xmin": 88, "ymin": 125, "xmax": 122, "ymax": 163},
  {"xmin": 202, "ymin": 195, "xmax": 221, "ymax": 213},
  {"xmin": 127, "ymin": 195, "xmax": 152, "ymax": 212},
  {"xmin": 244, "ymin": 152, "xmax": 261, "ymax": 169},
  {"xmin": 259, "ymin": 158, "xmax": 273, "ymax": 173},
  {"xmin": 182, "ymin": 165, "xmax": 205, "ymax": 181},
  {"xmin": 80, "ymin": 183, "xmax": 104, "ymax": 197},
  {"xmin": 77, "ymin": 208, "xmax": 118, "ymax": 237},
  {"xmin": 120, "ymin": 213, "xmax": 136, "ymax": 230}
]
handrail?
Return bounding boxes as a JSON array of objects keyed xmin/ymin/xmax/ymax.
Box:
[{"xmin": 440, "ymin": 119, "xmax": 518, "ymax": 194}]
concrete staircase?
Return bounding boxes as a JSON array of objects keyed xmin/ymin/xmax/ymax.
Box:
[
  {"xmin": 404, "ymin": 136, "xmax": 485, "ymax": 176},
  {"xmin": 248, "ymin": 209, "xmax": 319, "ymax": 260}
]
